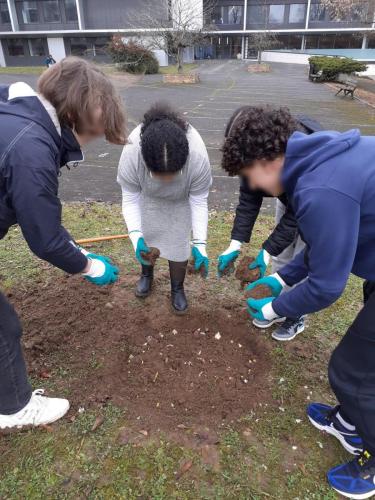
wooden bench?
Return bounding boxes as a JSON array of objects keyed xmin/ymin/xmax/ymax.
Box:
[
  {"xmin": 309, "ymin": 69, "xmax": 323, "ymax": 82},
  {"xmin": 335, "ymin": 74, "xmax": 358, "ymax": 99}
]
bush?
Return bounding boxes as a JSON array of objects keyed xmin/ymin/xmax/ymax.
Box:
[
  {"xmin": 108, "ymin": 36, "xmax": 159, "ymax": 75},
  {"xmin": 309, "ymin": 56, "xmax": 367, "ymax": 81}
]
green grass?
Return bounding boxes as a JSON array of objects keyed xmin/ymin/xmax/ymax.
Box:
[
  {"xmin": 0, "ymin": 202, "xmax": 362, "ymax": 499},
  {"xmin": 0, "ymin": 66, "xmax": 45, "ymax": 75},
  {"xmin": 159, "ymin": 64, "xmax": 198, "ymax": 75}
]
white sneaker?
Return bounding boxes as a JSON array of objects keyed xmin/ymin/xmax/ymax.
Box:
[
  {"xmin": 252, "ymin": 317, "xmax": 286, "ymax": 329},
  {"xmin": 0, "ymin": 389, "xmax": 70, "ymax": 430}
]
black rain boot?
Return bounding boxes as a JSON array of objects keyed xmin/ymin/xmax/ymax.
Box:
[
  {"xmin": 135, "ymin": 265, "xmax": 154, "ymax": 298},
  {"xmin": 169, "ymin": 260, "xmax": 188, "ymax": 314}
]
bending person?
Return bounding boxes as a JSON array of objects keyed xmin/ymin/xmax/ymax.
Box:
[
  {"xmin": 227, "ymin": 105, "xmax": 375, "ymax": 499},
  {"xmin": 0, "ymin": 57, "xmax": 126, "ymax": 431},
  {"xmin": 118, "ymin": 102, "xmax": 212, "ymax": 314}
]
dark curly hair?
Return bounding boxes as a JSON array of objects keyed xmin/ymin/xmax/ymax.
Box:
[
  {"xmin": 140, "ymin": 102, "xmax": 189, "ymax": 173},
  {"xmin": 221, "ymin": 106, "xmax": 300, "ymax": 176}
]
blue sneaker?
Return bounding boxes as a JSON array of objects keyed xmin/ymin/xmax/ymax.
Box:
[
  {"xmin": 272, "ymin": 317, "xmax": 305, "ymax": 341},
  {"xmin": 328, "ymin": 451, "xmax": 375, "ymax": 499},
  {"xmin": 307, "ymin": 403, "xmax": 363, "ymax": 455}
]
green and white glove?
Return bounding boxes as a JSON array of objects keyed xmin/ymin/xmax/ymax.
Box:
[
  {"xmin": 245, "ymin": 273, "xmax": 287, "ymax": 298},
  {"xmin": 247, "ymin": 297, "xmax": 279, "ymax": 322},
  {"xmin": 83, "ymin": 254, "xmax": 119, "ymax": 286},
  {"xmin": 217, "ymin": 239, "xmax": 242, "ymax": 277},
  {"xmin": 129, "ymin": 230, "xmax": 151, "ymax": 266},
  {"xmin": 249, "ymin": 248, "xmax": 271, "ymax": 279},
  {"xmin": 192, "ymin": 243, "xmax": 209, "ymax": 278}
]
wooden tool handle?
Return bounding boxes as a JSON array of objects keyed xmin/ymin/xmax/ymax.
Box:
[{"xmin": 76, "ymin": 234, "xmax": 129, "ymax": 245}]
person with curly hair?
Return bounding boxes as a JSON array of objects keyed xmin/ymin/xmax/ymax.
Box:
[
  {"xmin": 219, "ymin": 105, "xmax": 322, "ymax": 341},
  {"xmin": 222, "ymin": 104, "xmax": 375, "ymax": 498},
  {"xmin": 117, "ymin": 102, "xmax": 212, "ymax": 314}
]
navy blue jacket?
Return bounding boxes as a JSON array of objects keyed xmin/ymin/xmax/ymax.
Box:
[
  {"xmin": 0, "ymin": 83, "xmax": 87, "ymax": 274},
  {"xmin": 273, "ymin": 129, "xmax": 375, "ymax": 319}
]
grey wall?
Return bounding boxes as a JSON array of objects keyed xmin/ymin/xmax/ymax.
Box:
[
  {"xmin": 15, "ymin": 0, "xmax": 79, "ymax": 31},
  {"xmin": 82, "ymin": 0, "xmax": 168, "ymax": 29},
  {"xmin": 2, "ymin": 36, "xmax": 48, "ymax": 66}
]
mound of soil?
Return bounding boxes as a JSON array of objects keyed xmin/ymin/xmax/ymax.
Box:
[
  {"xmin": 12, "ymin": 275, "xmax": 274, "ymax": 431},
  {"xmin": 141, "ymin": 247, "xmax": 160, "ymax": 266},
  {"xmin": 187, "ymin": 261, "xmax": 206, "ymax": 278},
  {"xmin": 235, "ymin": 256, "xmax": 260, "ymax": 288},
  {"xmin": 245, "ymin": 285, "xmax": 272, "ymax": 300},
  {"xmin": 219, "ymin": 261, "xmax": 235, "ymax": 277}
]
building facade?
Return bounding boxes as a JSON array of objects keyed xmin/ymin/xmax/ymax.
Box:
[{"xmin": 0, "ymin": 0, "xmax": 374, "ymax": 66}]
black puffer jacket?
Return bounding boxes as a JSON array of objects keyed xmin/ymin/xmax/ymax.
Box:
[{"xmin": 231, "ymin": 115, "xmax": 323, "ymax": 256}]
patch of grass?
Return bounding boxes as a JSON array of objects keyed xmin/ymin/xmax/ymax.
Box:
[
  {"xmin": 0, "ymin": 66, "xmax": 45, "ymax": 75},
  {"xmin": 0, "ymin": 203, "xmax": 364, "ymax": 498},
  {"xmin": 159, "ymin": 64, "xmax": 198, "ymax": 75}
]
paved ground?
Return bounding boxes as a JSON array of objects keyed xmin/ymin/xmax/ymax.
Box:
[{"xmin": 1, "ymin": 60, "xmax": 374, "ymax": 212}]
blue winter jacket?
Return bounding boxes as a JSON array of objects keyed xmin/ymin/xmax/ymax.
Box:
[
  {"xmin": 273, "ymin": 128, "xmax": 375, "ymax": 320},
  {"xmin": 0, "ymin": 83, "xmax": 87, "ymax": 274}
]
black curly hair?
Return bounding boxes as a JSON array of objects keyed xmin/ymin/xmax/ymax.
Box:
[
  {"xmin": 140, "ymin": 102, "xmax": 189, "ymax": 174},
  {"xmin": 221, "ymin": 106, "xmax": 300, "ymax": 176}
]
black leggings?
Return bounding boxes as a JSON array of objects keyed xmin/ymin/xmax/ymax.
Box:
[
  {"xmin": 0, "ymin": 292, "xmax": 31, "ymax": 414},
  {"xmin": 328, "ymin": 281, "xmax": 375, "ymax": 454}
]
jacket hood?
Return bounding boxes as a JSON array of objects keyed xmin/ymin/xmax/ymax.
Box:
[
  {"xmin": 0, "ymin": 82, "xmax": 83, "ymax": 166},
  {"xmin": 282, "ymin": 129, "xmax": 361, "ymax": 195}
]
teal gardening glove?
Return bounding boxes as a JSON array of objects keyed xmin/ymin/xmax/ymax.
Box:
[
  {"xmin": 249, "ymin": 248, "xmax": 271, "ymax": 279},
  {"xmin": 192, "ymin": 243, "xmax": 209, "ymax": 278},
  {"xmin": 83, "ymin": 254, "xmax": 119, "ymax": 286},
  {"xmin": 245, "ymin": 273, "xmax": 286, "ymax": 298},
  {"xmin": 217, "ymin": 239, "xmax": 242, "ymax": 277},
  {"xmin": 247, "ymin": 297, "xmax": 278, "ymax": 322},
  {"xmin": 129, "ymin": 231, "xmax": 151, "ymax": 266}
]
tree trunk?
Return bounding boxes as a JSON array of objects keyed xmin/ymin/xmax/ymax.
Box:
[
  {"xmin": 177, "ymin": 47, "xmax": 184, "ymax": 73},
  {"xmin": 257, "ymin": 50, "xmax": 261, "ymax": 64}
]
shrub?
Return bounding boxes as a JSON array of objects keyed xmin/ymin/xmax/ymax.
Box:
[
  {"xmin": 108, "ymin": 36, "xmax": 159, "ymax": 75},
  {"xmin": 309, "ymin": 56, "xmax": 367, "ymax": 81}
]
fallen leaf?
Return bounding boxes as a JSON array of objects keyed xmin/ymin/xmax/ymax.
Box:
[
  {"xmin": 139, "ymin": 430, "xmax": 148, "ymax": 436},
  {"xmin": 91, "ymin": 416, "xmax": 104, "ymax": 432},
  {"xmin": 39, "ymin": 370, "xmax": 52, "ymax": 379},
  {"xmin": 176, "ymin": 459, "xmax": 193, "ymax": 479}
]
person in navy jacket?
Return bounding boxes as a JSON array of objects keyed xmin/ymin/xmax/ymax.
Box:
[
  {"xmin": 221, "ymin": 105, "xmax": 375, "ymax": 499},
  {"xmin": 0, "ymin": 57, "xmax": 126, "ymax": 431}
]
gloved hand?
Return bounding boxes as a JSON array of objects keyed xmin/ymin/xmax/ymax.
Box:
[
  {"xmin": 129, "ymin": 231, "xmax": 151, "ymax": 266},
  {"xmin": 217, "ymin": 239, "xmax": 241, "ymax": 277},
  {"xmin": 192, "ymin": 244, "xmax": 209, "ymax": 278},
  {"xmin": 247, "ymin": 297, "xmax": 279, "ymax": 322},
  {"xmin": 249, "ymin": 248, "xmax": 270, "ymax": 279},
  {"xmin": 245, "ymin": 273, "xmax": 286, "ymax": 298},
  {"xmin": 83, "ymin": 254, "xmax": 119, "ymax": 286}
]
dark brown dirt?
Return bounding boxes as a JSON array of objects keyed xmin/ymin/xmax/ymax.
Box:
[
  {"xmin": 219, "ymin": 261, "xmax": 235, "ymax": 277},
  {"xmin": 12, "ymin": 275, "xmax": 274, "ymax": 431},
  {"xmin": 140, "ymin": 247, "xmax": 160, "ymax": 266},
  {"xmin": 187, "ymin": 261, "xmax": 206, "ymax": 278},
  {"xmin": 235, "ymin": 256, "xmax": 260, "ymax": 288},
  {"xmin": 245, "ymin": 285, "xmax": 272, "ymax": 300}
]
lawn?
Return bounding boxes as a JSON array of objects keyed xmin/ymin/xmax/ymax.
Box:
[
  {"xmin": 159, "ymin": 63, "xmax": 198, "ymax": 75},
  {"xmin": 0, "ymin": 66, "xmax": 45, "ymax": 75},
  {"xmin": 0, "ymin": 203, "xmax": 362, "ymax": 499}
]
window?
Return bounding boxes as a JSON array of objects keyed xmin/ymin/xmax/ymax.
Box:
[
  {"xmin": 269, "ymin": 4, "xmax": 285, "ymax": 24},
  {"xmin": 28, "ymin": 38, "xmax": 46, "ymax": 56},
  {"xmin": 43, "ymin": 0, "xmax": 61, "ymax": 22},
  {"xmin": 69, "ymin": 37, "xmax": 88, "ymax": 56},
  {"xmin": 212, "ymin": 6, "xmax": 224, "ymax": 24},
  {"xmin": 228, "ymin": 6, "xmax": 243, "ymax": 24},
  {"xmin": 289, "ymin": 4, "xmax": 305, "ymax": 23},
  {"xmin": 7, "ymin": 38, "xmax": 25, "ymax": 56},
  {"xmin": 21, "ymin": 1, "xmax": 38, "ymax": 23},
  {"xmin": 310, "ymin": 4, "xmax": 326, "ymax": 21},
  {"xmin": 64, "ymin": 0, "xmax": 78, "ymax": 22},
  {"xmin": 93, "ymin": 37, "xmax": 110, "ymax": 55},
  {"xmin": 0, "ymin": 2, "xmax": 11, "ymax": 24},
  {"xmin": 248, "ymin": 4, "xmax": 267, "ymax": 25}
]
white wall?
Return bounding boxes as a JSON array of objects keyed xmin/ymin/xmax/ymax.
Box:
[
  {"xmin": 0, "ymin": 41, "xmax": 5, "ymax": 67},
  {"xmin": 47, "ymin": 37, "xmax": 67, "ymax": 62},
  {"xmin": 261, "ymin": 51, "xmax": 310, "ymax": 65},
  {"xmin": 153, "ymin": 49, "xmax": 168, "ymax": 67}
]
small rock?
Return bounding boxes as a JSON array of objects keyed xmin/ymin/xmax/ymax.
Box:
[
  {"xmin": 105, "ymin": 302, "xmax": 114, "ymax": 309},
  {"xmin": 214, "ymin": 332, "xmax": 221, "ymax": 340}
]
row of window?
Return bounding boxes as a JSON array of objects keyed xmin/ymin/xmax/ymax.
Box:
[
  {"xmin": 211, "ymin": 1, "xmax": 370, "ymax": 27},
  {"xmin": 5, "ymin": 36, "xmax": 111, "ymax": 57},
  {"xmin": 0, "ymin": 0, "xmax": 78, "ymax": 26}
]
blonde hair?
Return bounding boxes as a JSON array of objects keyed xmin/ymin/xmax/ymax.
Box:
[{"xmin": 38, "ymin": 56, "xmax": 127, "ymax": 145}]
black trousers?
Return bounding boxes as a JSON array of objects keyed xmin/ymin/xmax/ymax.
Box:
[
  {"xmin": 328, "ymin": 281, "xmax": 375, "ymax": 454},
  {"xmin": 0, "ymin": 291, "xmax": 31, "ymax": 414}
]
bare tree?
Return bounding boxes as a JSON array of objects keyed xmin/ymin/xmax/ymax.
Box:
[
  {"xmin": 130, "ymin": 0, "xmax": 217, "ymax": 73},
  {"xmin": 248, "ymin": 32, "xmax": 281, "ymax": 63},
  {"xmin": 321, "ymin": 0, "xmax": 375, "ymax": 24}
]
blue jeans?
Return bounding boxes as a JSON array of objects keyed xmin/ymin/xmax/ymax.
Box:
[{"xmin": 0, "ymin": 292, "xmax": 32, "ymax": 414}]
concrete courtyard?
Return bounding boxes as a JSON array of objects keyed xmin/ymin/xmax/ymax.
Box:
[{"xmin": 1, "ymin": 60, "xmax": 374, "ymax": 211}]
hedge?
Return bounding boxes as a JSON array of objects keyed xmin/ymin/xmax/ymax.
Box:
[
  {"xmin": 108, "ymin": 36, "xmax": 159, "ymax": 75},
  {"xmin": 309, "ymin": 56, "xmax": 367, "ymax": 81}
]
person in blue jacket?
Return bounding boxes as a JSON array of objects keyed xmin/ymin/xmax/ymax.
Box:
[
  {"xmin": 0, "ymin": 57, "xmax": 126, "ymax": 431},
  {"xmin": 221, "ymin": 105, "xmax": 375, "ymax": 499}
]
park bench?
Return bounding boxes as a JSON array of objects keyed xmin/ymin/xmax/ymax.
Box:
[{"xmin": 335, "ymin": 73, "xmax": 358, "ymax": 99}]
